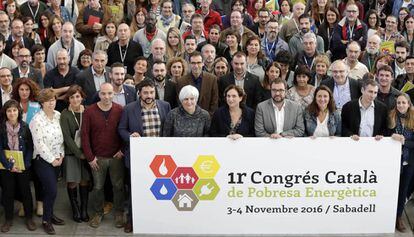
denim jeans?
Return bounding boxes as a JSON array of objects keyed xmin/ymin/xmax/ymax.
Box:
[{"xmin": 90, "ymin": 158, "xmax": 125, "ymax": 215}]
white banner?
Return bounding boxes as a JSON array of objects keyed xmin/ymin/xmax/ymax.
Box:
[{"xmin": 130, "ymin": 137, "xmax": 401, "ymax": 235}]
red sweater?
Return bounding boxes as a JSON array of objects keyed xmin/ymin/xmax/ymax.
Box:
[{"xmin": 81, "ymin": 103, "xmax": 123, "ymax": 162}]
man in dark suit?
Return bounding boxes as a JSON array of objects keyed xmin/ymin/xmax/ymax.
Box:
[
  {"xmin": 11, "ymin": 47, "xmax": 43, "ymax": 88},
  {"xmin": 341, "ymin": 79, "xmax": 388, "ymax": 139},
  {"xmin": 176, "ymin": 51, "xmax": 218, "ymax": 115},
  {"xmin": 219, "ymin": 52, "xmax": 261, "ymax": 109},
  {"xmin": 151, "ymin": 60, "xmax": 177, "ymax": 108},
  {"xmin": 5, "ymin": 18, "xmax": 34, "ymax": 57},
  {"xmin": 118, "ymin": 79, "xmax": 170, "ymax": 232},
  {"xmin": 321, "ymin": 60, "xmax": 361, "ymax": 110},
  {"xmin": 75, "ymin": 50, "xmax": 110, "ymax": 105}
]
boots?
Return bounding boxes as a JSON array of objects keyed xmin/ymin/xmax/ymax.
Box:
[
  {"xmin": 67, "ymin": 187, "xmax": 81, "ymax": 223},
  {"xmin": 79, "ymin": 185, "xmax": 90, "ymax": 222}
]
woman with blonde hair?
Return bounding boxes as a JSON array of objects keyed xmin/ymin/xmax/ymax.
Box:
[
  {"xmin": 388, "ymin": 93, "xmax": 414, "ymax": 232},
  {"xmin": 310, "ymin": 54, "xmax": 331, "ymax": 87},
  {"xmin": 166, "ymin": 57, "xmax": 188, "ymax": 83},
  {"xmin": 166, "ymin": 27, "xmax": 184, "ymax": 60}
]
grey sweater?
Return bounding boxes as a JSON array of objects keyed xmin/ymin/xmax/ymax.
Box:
[{"xmin": 163, "ymin": 106, "xmax": 210, "ymax": 137}]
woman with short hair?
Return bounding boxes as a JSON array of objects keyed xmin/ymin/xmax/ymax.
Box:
[
  {"xmin": 30, "ymin": 88, "xmax": 65, "ymax": 235},
  {"xmin": 163, "ymin": 85, "xmax": 210, "ymax": 137}
]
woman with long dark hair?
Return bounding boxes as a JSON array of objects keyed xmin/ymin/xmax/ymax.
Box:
[
  {"xmin": 0, "ymin": 100, "xmax": 36, "ymax": 233},
  {"xmin": 388, "ymin": 93, "xmax": 414, "ymax": 232}
]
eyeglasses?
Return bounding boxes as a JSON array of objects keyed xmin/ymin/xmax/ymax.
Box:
[{"xmin": 271, "ymin": 89, "xmax": 285, "ymax": 93}]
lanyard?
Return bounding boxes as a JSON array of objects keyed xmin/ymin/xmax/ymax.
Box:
[
  {"xmin": 348, "ymin": 25, "xmax": 354, "ymax": 40},
  {"xmin": 303, "ymin": 56, "xmax": 314, "ymax": 69},
  {"xmin": 119, "ymin": 42, "xmax": 129, "ymax": 63},
  {"xmin": 293, "ymin": 19, "xmax": 299, "ymax": 32},
  {"xmin": 28, "ymin": 4, "xmax": 40, "ymax": 20},
  {"xmin": 71, "ymin": 109, "xmax": 82, "ymax": 128},
  {"xmin": 265, "ymin": 37, "xmax": 277, "ymax": 56}
]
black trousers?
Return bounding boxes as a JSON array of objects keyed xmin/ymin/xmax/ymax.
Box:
[{"xmin": 0, "ymin": 169, "xmax": 33, "ymax": 220}]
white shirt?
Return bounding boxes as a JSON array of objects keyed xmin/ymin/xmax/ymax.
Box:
[
  {"xmin": 92, "ymin": 67, "xmax": 106, "ymax": 91},
  {"xmin": 18, "ymin": 67, "xmax": 30, "ymax": 78},
  {"xmin": 273, "ymin": 101, "xmax": 285, "ymax": 134},
  {"xmin": 359, "ymin": 99, "xmax": 375, "ymax": 137},
  {"xmin": 29, "ymin": 110, "xmax": 65, "ymax": 163},
  {"xmin": 1, "ymin": 86, "xmax": 12, "ymax": 105},
  {"xmin": 113, "ymin": 86, "xmax": 126, "ymax": 107},
  {"xmin": 344, "ymin": 60, "xmax": 369, "ymax": 80},
  {"xmin": 395, "ymin": 62, "xmax": 406, "ymax": 79},
  {"xmin": 313, "ymin": 113, "xmax": 330, "ymax": 137}
]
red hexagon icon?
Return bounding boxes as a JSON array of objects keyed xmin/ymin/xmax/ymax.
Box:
[
  {"xmin": 150, "ymin": 155, "xmax": 177, "ymax": 178},
  {"xmin": 171, "ymin": 167, "xmax": 199, "ymax": 189}
]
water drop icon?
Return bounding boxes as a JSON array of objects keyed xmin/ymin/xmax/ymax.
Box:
[{"xmin": 160, "ymin": 184, "xmax": 168, "ymax": 195}]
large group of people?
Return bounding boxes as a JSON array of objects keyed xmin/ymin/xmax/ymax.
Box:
[{"xmin": 0, "ymin": 0, "xmax": 413, "ymax": 235}]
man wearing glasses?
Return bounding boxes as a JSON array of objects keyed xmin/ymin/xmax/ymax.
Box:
[
  {"xmin": 11, "ymin": 47, "xmax": 43, "ymax": 88},
  {"xmin": 255, "ymin": 78, "xmax": 305, "ymax": 138},
  {"xmin": 321, "ymin": 60, "xmax": 361, "ymax": 110},
  {"xmin": 330, "ymin": 3, "xmax": 367, "ymax": 61}
]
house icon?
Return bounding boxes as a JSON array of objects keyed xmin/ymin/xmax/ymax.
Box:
[{"xmin": 177, "ymin": 193, "xmax": 193, "ymax": 208}]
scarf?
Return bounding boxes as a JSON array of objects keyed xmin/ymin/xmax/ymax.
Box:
[
  {"xmin": 160, "ymin": 14, "xmax": 174, "ymax": 27},
  {"xmin": 6, "ymin": 121, "xmax": 20, "ymax": 151}
]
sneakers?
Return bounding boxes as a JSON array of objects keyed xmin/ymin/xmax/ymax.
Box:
[
  {"xmin": 114, "ymin": 213, "xmax": 124, "ymax": 228},
  {"xmin": 89, "ymin": 213, "xmax": 103, "ymax": 228}
]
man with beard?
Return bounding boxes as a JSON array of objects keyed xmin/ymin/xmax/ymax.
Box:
[
  {"xmin": 133, "ymin": 12, "xmax": 166, "ymax": 58},
  {"xmin": 197, "ymin": 24, "xmax": 228, "ymax": 57},
  {"xmin": 393, "ymin": 56, "xmax": 414, "ymax": 90},
  {"xmin": 179, "ymin": 2, "xmax": 195, "ymax": 34},
  {"xmin": 43, "ymin": 49, "xmax": 80, "ymax": 112},
  {"xmin": 376, "ymin": 65, "xmax": 400, "ymax": 110},
  {"xmin": 201, "ymin": 44, "xmax": 216, "ymax": 73},
  {"xmin": 361, "ymin": 34, "xmax": 381, "ymax": 72},
  {"xmin": 108, "ymin": 62, "xmax": 136, "ymax": 107},
  {"xmin": 343, "ymin": 41, "xmax": 369, "ymax": 80},
  {"xmin": 289, "ymin": 14, "xmax": 324, "ymax": 58},
  {"xmin": 11, "ymin": 47, "xmax": 43, "ymax": 87},
  {"xmin": 183, "ymin": 35, "xmax": 197, "ymax": 62},
  {"xmin": 250, "ymin": 7, "xmax": 270, "ymax": 40},
  {"xmin": 219, "ymin": 52, "xmax": 261, "ymax": 109},
  {"xmin": 118, "ymin": 79, "xmax": 170, "ymax": 233},
  {"xmin": 107, "ymin": 23, "xmax": 143, "ymax": 76},
  {"xmin": 330, "ymin": 3, "xmax": 368, "ymax": 61},
  {"xmin": 152, "ymin": 60, "xmax": 177, "ymax": 108},
  {"xmin": 47, "ymin": 22, "xmax": 85, "ymax": 68},
  {"xmin": 176, "ymin": 51, "xmax": 218, "ymax": 115},
  {"xmin": 255, "ymin": 78, "xmax": 305, "ymax": 138},
  {"xmin": 393, "ymin": 41, "xmax": 409, "ymax": 78},
  {"xmin": 19, "ymin": 0, "xmax": 48, "ymax": 29},
  {"xmin": 261, "ymin": 19, "xmax": 288, "ymax": 62}
]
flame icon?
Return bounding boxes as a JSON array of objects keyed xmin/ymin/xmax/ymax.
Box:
[
  {"xmin": 160, "ymin": 184, "xmax": 168, "ymax": 195},
  {"xmin": 159, "ymin": 158, "xmax": 168, "ymax": 176}
]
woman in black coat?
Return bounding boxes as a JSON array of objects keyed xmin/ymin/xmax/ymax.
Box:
[{"xmin": 210, "ymin": 85, "xmax": 255, "ymax": 138}]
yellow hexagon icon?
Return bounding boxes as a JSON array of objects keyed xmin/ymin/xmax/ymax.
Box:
[{"xmin": 193, "ymin": 155, "xmax": 220, "ymax": 178}]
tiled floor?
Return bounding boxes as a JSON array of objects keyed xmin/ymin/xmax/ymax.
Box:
[{"xmin": 0, "ymin": 182, "xmax": 413, "ymax": 237}]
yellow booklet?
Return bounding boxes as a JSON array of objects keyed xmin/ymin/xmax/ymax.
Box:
[
  {"xmin": 401, "ymin": 81, "xmax": 414, "ymax": 93},
  {"xmin": 380, "ymin": 41, "xmax": 395, "ymax": 55},
  {"xmin": 0, "ymin": 150, "xmax": 25, "ymax": 170}
]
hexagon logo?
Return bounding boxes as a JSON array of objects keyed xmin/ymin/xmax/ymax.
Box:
[
  {"xmin": 172, "ymin": 190, "xmax": 199, "ymax": 211},
  {"xmin": 193, "ymin": 179, "xmax": 220, "ymax": 200},
  {"xmin": 150, "ymin": 155, "xmax": 177, "ymax": 178},
  {"xmin": 193, "ymin": 155, "xmax": 220, "ymax": 178},
  {"xmin": 150, "ymin": 179, "xmax": 177, "ymax": 200},
  {"xmin": 172, "ymin": 167, "xmax": 199, "ymax": 189}
]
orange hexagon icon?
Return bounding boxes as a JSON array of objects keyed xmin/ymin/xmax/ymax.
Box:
[{"xmin": 150, "ymin": 155, "xmax": 177, "ymax": 178}]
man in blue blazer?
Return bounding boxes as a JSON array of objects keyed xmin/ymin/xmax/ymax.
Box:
[{"xmin": 118, "ymin": 79, "xmax": 170, "ymax": 232}]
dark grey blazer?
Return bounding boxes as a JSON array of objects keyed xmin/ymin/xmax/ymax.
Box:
[
  {"xmin": 11, "ymin": 66, "xmax": 44, "ymax": 88},
  {"xmin": 75, "ymin": 66, "xmax": 111, "ymax": 105}
]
